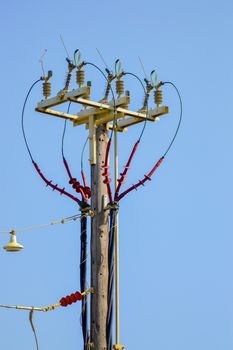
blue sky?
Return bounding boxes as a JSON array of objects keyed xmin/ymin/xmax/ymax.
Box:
[{"xmin": 0, "ymin": 1, "xmax": 233, "ymax": 349}]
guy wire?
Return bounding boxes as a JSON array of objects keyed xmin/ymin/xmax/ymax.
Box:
[
  {"xmin": 0, "ymin": 214, "xmax": 83, "ymax": 234},
  {"xmin": 59, "ymin": 34, "xmax": 70, "ymax": 59},
  {"xmin": 96, "ymin": 48, "xmax": 110, "ymax": 70},
  {"xmin": 138, "ymin": 56, "xmax": 149, "ymax": 82}
]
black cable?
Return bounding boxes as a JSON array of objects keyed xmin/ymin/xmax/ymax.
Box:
[
  {"xmin": 80, "ymin": 215, "xmax": 88, "ymax": 350},
  {"xmin": 106, "ymin": 208, "xmax": 116, "ymax": 350},
  {"xmin": 124, "ymin": 72, "xmax": 148, "ymax": 141},
  {"xmin": 61, "ymin": 102, "xmax": 89, "ymax": 184},
  {"xmin": 84, "ymin": 61, "xmax": 116, "ymax": 141},
  {"xmin": 81, "ymin": 136, "xmax": 88, "ymax": 173},
  {"xmin": 162, "ymin": 81, "xmax": 183, "ymax": 157},
  {"xmin": 21, "ymin": 79, "xmax": 42, "ymax": 161},
  {"xmin": 61, "ymin": 102, "xmax": 71, "ymax": 158}
]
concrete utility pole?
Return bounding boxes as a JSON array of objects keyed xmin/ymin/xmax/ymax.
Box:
[{"xmin": 91, "ymin": 124, "xmax": 109, "ymax": 350}]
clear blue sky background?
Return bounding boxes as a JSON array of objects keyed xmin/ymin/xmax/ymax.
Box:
[{"xmin": 0, "ymin": 1, "xmax": 232, "ymax": 349}]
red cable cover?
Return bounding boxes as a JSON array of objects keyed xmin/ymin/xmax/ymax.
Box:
[
  {"xmin": 115, "ymin": 156, "xmax": 164, "ymax": 201},
  {"xmin": 33, "ymin": 161, "xmax": 82, "ymax": 205},
  {"xmin": 114, "ymin": 140, "xmax": 140, "ymax": 201},
  {"xmin": 81, "ymin": 169, "xmax": 87, "ymax": 187},
  {"xmin": 63, "ymin": 157, "xmax": 91, "ymax": 201},
  {"xmin": 63, "ymin": 157, "xmax": 73, "ymax": 180},
  {"xmin": 102, "ymin": 139, "xmax": 113, "ymax": 202}
]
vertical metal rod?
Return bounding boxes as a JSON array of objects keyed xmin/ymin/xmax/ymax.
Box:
[
  {"xmin": 114, "ymin": 125, "xmax": 120, "ymax": 345},
  {"xmin": 89, "ymin": 116, "xmax": 96, "ymax": 165}
]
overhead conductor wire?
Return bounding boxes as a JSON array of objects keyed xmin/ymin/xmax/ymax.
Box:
[
  {"xmin": 21, "ymin": 79, "xmax": 83, "ymax": 206},
  {"xmin": 115, "ymin": 80, "xmax": 183, "ymax": 202},
  {"xmin": 0, "ymin": 214, "xmax": 83, "ymax": 234},
  {"xmin": 61, "ymin": 102, "xmax": 90, "ymax": 202},
  {"xmin": 21, "ymin": 79, "xmax": 42, "ymax": 161},
  {"xmin": 162, "ymin": 81, "xmax": 182, "ymax": 156},
  {"xmin": 114, "ymin": 71, "xmax": 148, "ymax": 202}
]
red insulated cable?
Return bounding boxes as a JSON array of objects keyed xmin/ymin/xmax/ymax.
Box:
[
  {"xmin": 81, "ymin": 169, "xmax": 87, "ymax": 187},
  {"xmin": 115, "ymin": 156, "xmax": 164, "ymax": 201},
  {"xmin": 63, "ymin": 157, "xmax": 73, "ymax": 180},
  {"xmin": 63, "ymin": 157, "xmax": 91, "ymax": 202},
  {"xmin": 81, "ymin": 170, "xmax": 92, "ymax": 199},
  {"xmin": 64, "ymin": 157, "xmax": 85, "ymax": 199},
  {"xmin": 102, "ymin": 139, "xmax": 113, "ymax": 202},
  {"xmin": 114, "ymin": 140, "xmax": 140, "ymax": 201},
  {"xmin": 33, "ymin": 161, "xmax": 82, "ymax": 205}
]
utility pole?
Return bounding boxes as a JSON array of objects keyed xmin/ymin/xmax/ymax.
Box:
[
  {"xmin": 91, "ymin": 124, "xmax": 109, "ymax": 349},
  {"xmin": 35, "ymin": 57, "xmax": 169, "ymax": 350}
]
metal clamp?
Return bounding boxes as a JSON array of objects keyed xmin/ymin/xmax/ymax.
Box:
[
  {"xmin": 113, "ymin": 344, "xmax": 125, "ymax": 350},
  {"xmin": 104, "ymin": 202, "xmax": 119, "ymax": 211}
]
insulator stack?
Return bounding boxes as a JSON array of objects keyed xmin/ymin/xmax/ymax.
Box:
[
  {"xmin": 154, "ymin": 88, "xmax": 163, "ymax": 106},
  {"xmin": 116, "ymin": 79, "xmax": 124, "ymax": 97},
  {"xmin": 76, "ymin": 69, "xmax": 85, "ymax": 87},
  {"xmin": 60, "ymin": 291, "xmax": 83, "ymax": 307},
  {"xmin": 43, "ymin": 81, "xmax": 51, "ymax": 99}
]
